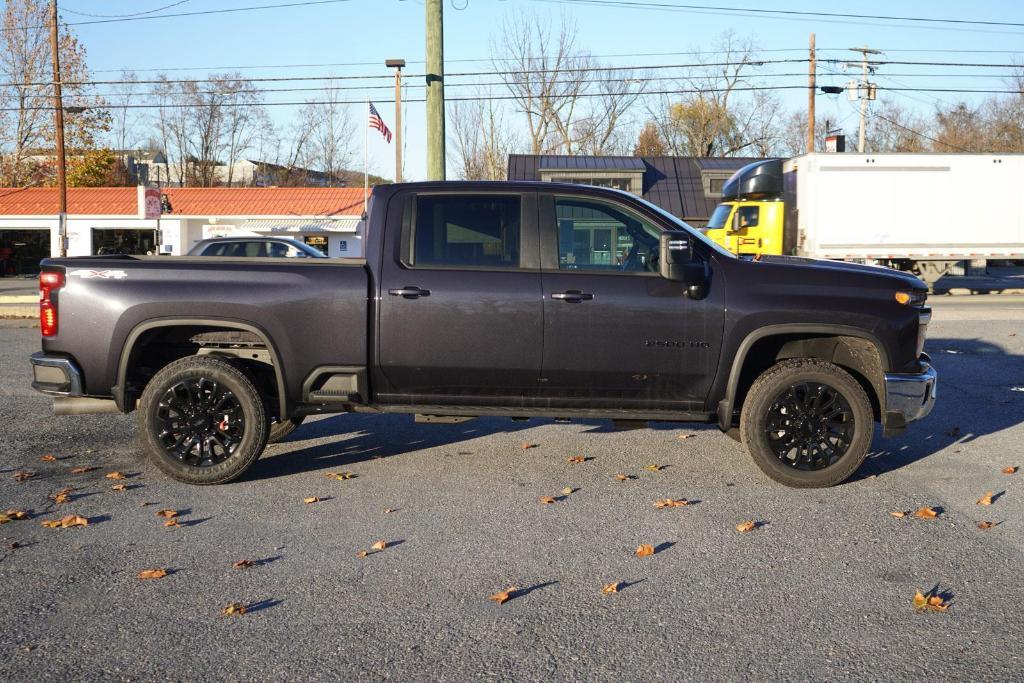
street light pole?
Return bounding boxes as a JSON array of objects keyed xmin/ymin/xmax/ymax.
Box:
[
  {"xmin": 49, "ymin": 0, "xmax": 67, "ymax": 257},
  {"xmin": 386, "ymin": 59, "xmax": 406, "ymax": 183}
]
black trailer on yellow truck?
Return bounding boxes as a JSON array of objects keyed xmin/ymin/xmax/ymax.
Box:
[{"xmin": 704, "ymin": 153, "xmax": 1024, "ymax": 286}]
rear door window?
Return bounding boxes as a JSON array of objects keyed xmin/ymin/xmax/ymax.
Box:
[{"xmin": 412, "ymin": 195, "xmax": 521, "ymax": 268}]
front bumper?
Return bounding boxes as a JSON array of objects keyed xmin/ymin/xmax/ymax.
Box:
[
  {"xmin": 30, "ymin": 352, "xmax": 84, "ymax": 396},
  {"xmin": 883, "ymin": 352, "xmax": 937, "ymax": 436}
]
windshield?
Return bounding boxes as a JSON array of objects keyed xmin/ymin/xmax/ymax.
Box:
[
  {"xmin": 706, "ymin": 204, "xmax": 733, "ymax": 230},
  {"xmin": 634, "ymin": 195, "xmax": 737, "ymax": 260}
]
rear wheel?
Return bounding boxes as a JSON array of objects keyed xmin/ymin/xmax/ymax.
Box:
[
  {"xmin": 137, "ymin": 356, "xmax": 269, "ymax": 485},
  {"xmin": 740, "ymin": 359, "xmax": 873, "ymax": 488}
]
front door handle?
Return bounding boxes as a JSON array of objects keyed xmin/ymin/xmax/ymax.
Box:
[
  {"xmin": 388, "ymin": 286, "xmax": 431, "ymax": 299},
  {"xmin": 551, "ymin": 290, "xmax": 593, "ymax": 303}
]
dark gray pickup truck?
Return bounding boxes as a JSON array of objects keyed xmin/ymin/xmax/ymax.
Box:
[{"xmin": 30, "ymin": 181, "xmax": 936, "ymax": 488}]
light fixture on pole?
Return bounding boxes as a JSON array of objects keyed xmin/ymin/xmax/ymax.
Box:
[{"xmin": 385, "ymin": 59, "xmax": 406, "ymax": 183}]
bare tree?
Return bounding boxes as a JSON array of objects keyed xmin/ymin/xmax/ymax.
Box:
[
  {"xmin": 448, "ymin": 94, "xmax": 518, "ymax": 180},
  {"xmin": 108, "ymin": 70, "xmax": 139, "ymax": 183},
  {"xmin": 300, "ymin": 83, "xmax": 356, "ymax": 184}
]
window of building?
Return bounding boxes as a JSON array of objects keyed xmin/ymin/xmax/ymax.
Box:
[
  {"xmin": 92, "ymin": 229, "xmax": 156, "ymax": 256},
  {"xmin": 701, "ymin": 170, "xmax": 736, "ymax": 198},
  {"xmin": 554, "ymin": 196, "xmax": 660, "ymax": 273},
  {"xmin": 413, "ymin": 195, "xmax": 521, "ymax": 268},
  {"xmin": 539, "ymin": 169, "xmax": 644, "ymax": 195}
]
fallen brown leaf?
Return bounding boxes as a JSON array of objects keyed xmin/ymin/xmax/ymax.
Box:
[
  {"xmin": 644, "ymin": 464, "xmax": 664, "ymax": 472},
  {"xmin": 913, "ymin": 590, "xmax": 949, "ymax": 613},
  {"xmin": 40, "ymin": 455, "xmax": 56, "ymax": 462},
  {"xmin": 41, "ymin": 515, "xmax": 88, "ymax": 529},
  {"xmin": 302, "ymin": 496, "xmax": 320, "ymax": 504},
  {"xmin": 7, "ymin": 541, "xmax": 23, "ymax": 550},
  {"xmin": 232, "ymin": 559, "xmax": 255, "ymax": 569},
  {"xmin": 163, "ymin": 518, "xmax": 179, "ymax": 528},
  {"xmin": 976, "ymin": 491, "xmax": 994, "ymax": 506},
  {"xmin": 4, "ymin": 509, "xmax": 28, "ymax": 520},
  {"xmin": 735, "ymin": 520, "xmax": 757, "ymax": 533},
  {"xmin": 913, "ymin": 506, "xmax": 939, "ymax": 519},
  {"xmin": 1003, "ymin": 466, "xmax": 1018, "ymax": 475},
  {"xmin": 539, "ymin": 496, "xmax": 556, "ymax": 505},
  {"xmin": 521, "ymin": 442, "xmax": 538, "ymax": 450},
  {"xmin": 614, "ymin": 473, "xmax": 634, "ymax": 481},
  {"xmin": 105, "ymin": 471, "xmax": 126, "ymax": 480},
  {"xmin": 561, "ymin": 487, "xmax": 574, "ymax": 496},
  {"xmin": 0, "ymin": 514, "xmax": 11, "ymax": 525},
  {"xmin": 890, "ymin": 511, "xmax": 907, "ymax": 518},
  {"xmin": 488, "ymin": 587, "xmax": 516, "ymax": 605},
  {"xmin": 567, "ymin": 456, "xmax": 587, "ymax": 464},
  {"xmin": 137, "ymin": 568, "xmax": 167, "ymax": 580},
  {"xmin": 383, "ymin": 508, "xmax": 395, "ymax": 514},
  {"xmin": 111, "ymin": 484, "xmax": 127, "ymax": 492},
  {"xmin": 371, "ymin": 540, "xmax": 388, "ymax": 551},
  {"xmin": 13, "ymin": 470, "xmax": 34, "ymax": 482},
  {"xmin": 356, "ymin": 549, "xmax": 369, "ymax": 558},
  {"xmin": 222, "ymin": 602, "xmax": 247, "ymax": 616},
  {"xmin": 325, "ymin": 471, "xmax": 356, "ymax": 480},
  {"xmin": 977, "ymin": 521, "xmax": 996, "ymax": 530},
  {"xmin": 70, "ymin": 466, "xmax": 96, "ymax": 474},
  {"xmin": 653, "ymin": 498, "xmax": 690, "ymax": 508},
  {"xmin": 50, "ymin": 488, "xmax": 73, "ymax": 504},
  {"xmin": 635, "ymin": 544, "xmax": 655, "ymax": 558},
  {"xmin": 155, "ymin": 509, "xmax": 178, "ymax": 518},
  {"xmin": 601, "ymin": 582, "xmax": 621, "ymax": 594},
  {"xmin": 677, "ymin": 434, "xmax": 695, "ymax": 440}
]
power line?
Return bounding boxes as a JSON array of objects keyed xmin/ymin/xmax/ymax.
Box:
[
  {"xmin": 61, "ymin": 1, "xmax": 192, "ymax": 19},
  {"xmin": 529, "ymin": 0, "xmax": 1024, "ymax": 29}
]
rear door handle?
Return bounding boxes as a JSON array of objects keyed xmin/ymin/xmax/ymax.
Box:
[
  {"xmin": 551, "ymin": 290, "xmax": 593, "ymax": 303},
  {"xmin": 388, "ymin": 286, "xmax": 431, "ymax": 299}
]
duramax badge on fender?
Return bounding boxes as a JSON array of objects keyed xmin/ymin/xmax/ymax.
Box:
[{"xmin": 30, "ymin": 181, "xmax": 936, "ymax": 488}]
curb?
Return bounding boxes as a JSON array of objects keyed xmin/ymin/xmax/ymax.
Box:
[
  {"xmin": 0, "ymin": 295, "xmax": 38, "ymax": 304},
  {"xmin": 0, "ymin": 305, "xmax": 36, "ymax": 319}
]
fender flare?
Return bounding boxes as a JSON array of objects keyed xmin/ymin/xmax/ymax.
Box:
[
  {"xmin": 116, "ymin": 317, "xmax": 287, "ymax": 417},
  {"xmin": 717, "ymin": 323, "xmax": 890, "ymax": 430}
]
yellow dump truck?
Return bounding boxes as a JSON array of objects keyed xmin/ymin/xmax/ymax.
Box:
[{"xmin": 704, "ymin": 153, "xmax": 1024, "ymax": 285}]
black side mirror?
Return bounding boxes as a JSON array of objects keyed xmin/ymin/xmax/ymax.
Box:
[{"xmin": 659, "ymin": 231, "xmax": 708, "ymax": 297}]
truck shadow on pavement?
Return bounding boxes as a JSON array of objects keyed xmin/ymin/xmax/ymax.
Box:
[
  {"xmin": 246, "ymin": 336, "xmax": 1022, "ymax": 483},
  {"xmin": 855, "ymin": 336, "xmax": 1023, "ymax": 480}
]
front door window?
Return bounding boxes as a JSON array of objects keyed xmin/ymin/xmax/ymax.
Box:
[{"xmin": 554, "ymin": 196, "xmax": 660, "ymax": 273}]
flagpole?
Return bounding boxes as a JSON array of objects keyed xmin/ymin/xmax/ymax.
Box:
[{"xmin": 363, "ymin": 97, "xmax": 369, "ymax": 213}]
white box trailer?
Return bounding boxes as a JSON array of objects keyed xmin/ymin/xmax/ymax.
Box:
[{"xmin": 785, "ymin": 153, "xmax": 1024, "ymax": 282}]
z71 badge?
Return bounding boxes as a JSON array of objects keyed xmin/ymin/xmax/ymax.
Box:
[{"xmin": 69, "ymin": 269, "xmax": 128, "ymax": 280}]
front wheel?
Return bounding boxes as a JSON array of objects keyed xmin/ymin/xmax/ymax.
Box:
[
  {"xmin": 137, "ymin": 356, "xmax": 269, "ymax": 485},
  {"xmin": 740, "ymin": 359, "xmax": 873, "ymax": 488}
]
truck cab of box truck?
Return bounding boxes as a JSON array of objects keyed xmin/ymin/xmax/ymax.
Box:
[{"xmin": 704, "ymin": 158, "xmax": 788, "ymax": 257}]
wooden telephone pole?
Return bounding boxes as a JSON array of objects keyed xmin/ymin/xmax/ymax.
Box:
[
  {"xmin": 807, "ymin": 33, "xmax": 816, "ymax": 154},
  {"xmin": 49, "ymin": 0, "xmax": 68, "ymax": 257},
  {"xmin": 425, "ymin": 0, "xmax": 445, "ymax": 180}
]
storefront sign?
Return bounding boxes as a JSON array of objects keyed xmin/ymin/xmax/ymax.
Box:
[{"xmin": 138, "ymin": 187, "xmax": 162, "ymax": 220}]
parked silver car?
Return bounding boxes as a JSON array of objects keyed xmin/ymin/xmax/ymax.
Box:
[{"xmin": 188, "ymin": 237, "xmax": 327, "ymax": 258}]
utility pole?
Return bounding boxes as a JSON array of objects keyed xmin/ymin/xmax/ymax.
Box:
[
  {"xmin": 386, "ymin": 59, "xmax": 406, "ymax": 183},
  {"xmin": 807, "ymin": 33, "xmax": 816, "ymax": 154},
  {"xmin": 49, "ymin": 0, "xmax": 67, "ymax": 257},
  {"xmin": 425, "ymin": 0, "xmax": 445, "ymax": 180},
  {"xmin": 849, "ymin": 46, "xmax": 881, "ymax": 153}
]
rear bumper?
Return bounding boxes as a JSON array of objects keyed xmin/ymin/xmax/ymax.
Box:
[
  {"xmin": 883, "ymin": 352, "xmax": 937, "ymax": 436},
  {"xmin": 30, "ymin": 352, "xmax": 84, "ymax": 396}
]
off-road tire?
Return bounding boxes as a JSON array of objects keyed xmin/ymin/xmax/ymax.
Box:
[
  {"xmin": 740, "ymin": 358, "xmax": 873, "ymax": 488},
  {"xmin": 137, "ymin": 355, "xmax": 269, "ymax": 485},
  {"xmin": 268, "ymin": 416, "xmax": 305, "ymax": 443}
]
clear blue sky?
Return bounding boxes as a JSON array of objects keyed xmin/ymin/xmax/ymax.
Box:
[{"xmin": 63, "ymin": 0, "xmax": 1024, "ymax": 180}]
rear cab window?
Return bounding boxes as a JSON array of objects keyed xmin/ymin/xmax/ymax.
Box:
[{"xmin": 409, "ymin": 195, "xmax": 521, "ymax": 269}]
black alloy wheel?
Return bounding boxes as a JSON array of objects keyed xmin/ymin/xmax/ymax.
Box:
[
  {"xmin": 155, "ymin": 377, "xmax": 245, "ymax": 467},
  {"xmin": 764, "ymin": 382, "xmax": 855, "ymax": 470}
]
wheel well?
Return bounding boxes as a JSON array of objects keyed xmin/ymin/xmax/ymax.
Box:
[
  {"xmin": 731, "ymin": 334, "xmax": 884, "ymax": 423},
  {"xmin": 121, "ymin": 324, "xmax": 284, "ymax": 418}
]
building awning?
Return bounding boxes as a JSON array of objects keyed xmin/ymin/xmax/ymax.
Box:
[{"xmin": 241, "ymin": 218, "xmax": 359, "ymax": 233}]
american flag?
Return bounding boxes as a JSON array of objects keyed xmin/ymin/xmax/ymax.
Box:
[{"xmin": 368, "ymin": 102, "xmax": 392, "ymax": 143}]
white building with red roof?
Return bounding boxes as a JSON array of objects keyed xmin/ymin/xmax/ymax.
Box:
[{"xmin": 0, "ymin": 187, "xmax": 366, "ymax": 276}]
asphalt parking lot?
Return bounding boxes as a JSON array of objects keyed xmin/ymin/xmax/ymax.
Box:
[{"xmin": 1, "ymin": 297, "xmax": 1022, "ymax": 681}]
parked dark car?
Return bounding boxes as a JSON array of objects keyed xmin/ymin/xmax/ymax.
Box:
[
  {"xmin": 30, "ymin": 181, "xmax": 935, "ymax": 488},
  {"xmin": 188, "ymin": 236, "xmax": 327, "ymax": 258}
]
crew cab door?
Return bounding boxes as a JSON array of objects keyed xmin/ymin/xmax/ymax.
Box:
[
  {"xmin": 376, "ymin": 191, "xmax": 542, "ymax": 404},
  {"xmin": 537, "ymin": 193, "xmax": 726, "ymax": 412}
]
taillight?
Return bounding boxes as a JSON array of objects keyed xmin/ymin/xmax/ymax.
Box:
[{"xmin": 39, "ymin": 271, "xmax": 64, "ymax": 337}]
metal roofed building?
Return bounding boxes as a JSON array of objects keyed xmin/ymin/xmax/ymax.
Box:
[{"xmin": 507, "ymin": 154, "xmax": 764, "ymax": 227}]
